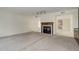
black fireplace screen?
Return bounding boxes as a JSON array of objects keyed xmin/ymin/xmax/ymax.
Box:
[{"xmin": 43, "ymin": 26, "xmax": 51, "ymax": 34}]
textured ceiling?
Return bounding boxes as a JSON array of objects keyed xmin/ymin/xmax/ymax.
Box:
[{"xmin": 0, "ymin": 7, "xmax": 77, "ymax": 15}]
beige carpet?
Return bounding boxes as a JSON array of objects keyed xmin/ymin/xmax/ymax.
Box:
[{"xmin": 0, "ymin": 32, "xmax": 79, "ymax": 51}]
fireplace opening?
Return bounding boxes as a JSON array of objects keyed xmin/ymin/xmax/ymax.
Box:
[
  {"xmin": 43, "ymin": 26, "xmax": 51, "ymax": 34},
  {"xmin": 41, "ymin": 22, "xmax": 53, "ymax": 35}
]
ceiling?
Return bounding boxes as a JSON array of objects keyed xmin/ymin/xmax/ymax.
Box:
[{"xmin": 0, "ymin": 7, "xmax": 78, "ymax": 15}]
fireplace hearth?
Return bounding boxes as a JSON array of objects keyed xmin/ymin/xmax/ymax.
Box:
[{"xmin": 41, "ymin": 22, "xmax": 53, "ymax": 35}]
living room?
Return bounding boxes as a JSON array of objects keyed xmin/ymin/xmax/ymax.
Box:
[{"xmin": 0, "ymin": 7, "xmax": 78, "ymax": 51}]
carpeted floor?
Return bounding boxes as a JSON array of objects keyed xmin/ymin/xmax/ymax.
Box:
[{"xmin": 0, "ymin": 32, "xmax": 79, "ymax": 51}]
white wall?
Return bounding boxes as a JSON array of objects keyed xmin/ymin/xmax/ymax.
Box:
[
  {"xmin": 27, "ymin": 9, "xmax": 78, "ymax": 37},
  {"xmin": 0, "ymin": 11, "xmax": 30, "ymax": 37},
  {"xmin": 26, "ymin": 16, "xmax": 41, "ymax": 32}
]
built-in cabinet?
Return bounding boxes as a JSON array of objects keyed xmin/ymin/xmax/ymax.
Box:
[
  {"xmin": 56, "ymin": 15, "xmax": 73, "ymax": 37},
  {"xmin": 75, "ymin": 8, "xmax": 79, "ymax": 45}
]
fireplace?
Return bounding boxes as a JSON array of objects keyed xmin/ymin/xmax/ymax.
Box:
[{"xmin": 41, "ymin": 22, "xmax": 53, "ymax": 35}]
